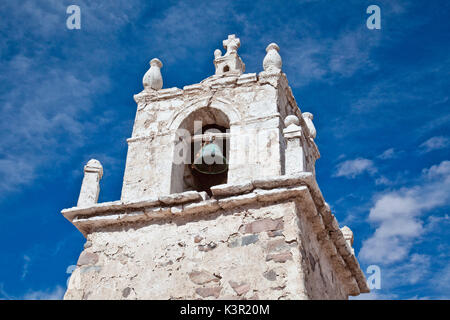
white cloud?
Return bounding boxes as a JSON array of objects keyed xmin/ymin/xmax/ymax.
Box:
[
  {"xmin": 23, "ymin": 286, "xmax": 65, "ymax": 300},
  {"xmin": 0, "ymin": 60, "xmax": 109, "ymax": 196},
  {"xmin": 146, "ymin": 1, "xmax": 234, "ymax": 64},
  {"xmin": 419, "ymin": 136, "xmax": 449, "ymax": 153},
  {"xmin": 0, "ymin": 283, "xmax": 13, "ymax": 300},
  {"xmin": 144, "ymin": 1, "xmax": 384, "ymax": 87},
  {"xmin": 424, "ymin": 214, "xmax": 450, "ymax": 233},
  {"xmin": 360, "ymin": 160, "xmax": 450, "ymax": 264},
  {"xmin": 0, "ymin": 0, "xmax": 148, "ymax": 199},
  {"xmin": 422, "ymin": 160, "xmax": 450, "ymax": 178},
  {"xmin": 387, "ymin": 254, "xmax": 431, "ymax": 286},
  {"xmin": 0, "ymin": 157, "xmax": 36, "ymax": 193},
  {"xmin": 21, "ymin": 255, "xmax": 31, "ymax": 280},
  {"xmin": 282, "ymin": 27, "xmax": 381, "ymax": 87},
  {"xmin": 334, "ymin": 158, "xmax": 377, "ymax": 178},
  {"xmin": 375, "ymin": 176, "xmax": 392, "ymax": 186},
  {"xmin": 0, "ymin": 283, "xmax": 65, "ymax": 300},
  {"xmin": 430, "ymin": 264, "xmax": 450, "ymax": 297},
  {"xmin": 378, "ymin": 148, "xmax": 396, "ymax": 160}
]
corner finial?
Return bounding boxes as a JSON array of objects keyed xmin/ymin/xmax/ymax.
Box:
[
  {"xmin": 302, "ymin": 112, "xmax": 316, "ymax": 139},
  {"xmin": 143, "ymin": 58, "xmax": 163, "ymax": 91},
  {"xmin": 284, "ymin": 115, "xmax": 300, "ymax": 128},
  {"xmin": 214, "ymin": 49, "xmax": 222, "ymax": 59},
  {"xmin": 263, "ymin": 43, "xmax": 282, "ymax": 72},
  {"xmin": 341, "ymin": 226, "xmax": 355, "ymax": 254},
  {"xmin": 77, "ymin": 159, "xmax": 103, "ymax": 207},
  {"xmin": 85, "ymin": 159, "xmax": 103, "ymax": 178}
]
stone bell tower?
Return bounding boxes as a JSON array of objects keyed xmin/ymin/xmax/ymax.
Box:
[{"xmin": 62, "ymin": 35, "xmax": 369, "ymax": 300}]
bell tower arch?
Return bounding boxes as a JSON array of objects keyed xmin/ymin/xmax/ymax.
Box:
[{"xmin": 170, "ymin": 106, "xmax": 231, "ymax": 195}]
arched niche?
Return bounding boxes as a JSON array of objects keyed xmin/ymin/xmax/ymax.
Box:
[{"xmin": 170, "ymin": 106, "xmax": 231, "ymax": 195}]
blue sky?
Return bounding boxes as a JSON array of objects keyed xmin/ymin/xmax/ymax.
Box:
[{"xmin": 0, "ymin": 0, "xmax": 448, "ymax": 299}]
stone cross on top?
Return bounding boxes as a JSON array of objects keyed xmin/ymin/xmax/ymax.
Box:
[
  {"xmin": 214, "ymin": 34, "xmax": 245, "ymax": 75},
  {"xmin": 223, "ymin": 34, "xmax": 240, "ymax": 55}
]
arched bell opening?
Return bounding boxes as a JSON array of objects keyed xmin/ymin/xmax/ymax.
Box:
[
  {"xmin": 170, "ymin": 107, "xmax": 230, "ymax": 196},
  {"xmin": 190, "ymin": 124, "xmax": 228, "ymax": 196}
]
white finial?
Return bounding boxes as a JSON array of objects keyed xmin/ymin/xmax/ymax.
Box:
[
  {"xmin": 214, "ymin": 49, "xmax": 222, "ymax": 59},
  {"xmin": 223, "ymin": 34, "xmax": 240, "ymax": 56},
  {"xmin": 284, "ymin": 115, "xmax": 300, "ymax": 128},
  {"xmin": 263, "ymin": 43, "xmax": 282, "ymax": 71},
  {"xmin": 77, "ymin": 159, "xmax": 103, "ymax": 207},
  {"xmin": 341, "ymin": 226, "xmax": 354, "ymax": 254},
  {"xmin": 85, "ymin": 159, "xmax": 103, "ymax": 178},
  {"xmin": 302, "ymin": 112, "xmax": 316, "ymax": 139},
  {"xmin": 143, "ymin": 58, "xmax": 163, "ymax": 91}
]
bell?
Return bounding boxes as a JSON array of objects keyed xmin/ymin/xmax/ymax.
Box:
[{"xmin": 192, "ymin": 141, "xmax": 228, "ymax": 174}]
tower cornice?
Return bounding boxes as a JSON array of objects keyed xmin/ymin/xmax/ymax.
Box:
[{"xmin": 62, "ymin": 172, "xmax": 369, "ymax": 296}]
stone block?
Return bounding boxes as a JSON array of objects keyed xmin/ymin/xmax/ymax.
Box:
[
  {"xmin": 188, "ymin": 270, "xmax": 220, "ymax": 285},
  {"xmin": 266, "ymin": 251, "xmax": 293, "ymax": 263},
  {"xmin": 240, "ymin": 218, "xmax": 284, "ymax": 234},
  {"xmin": 195, "ymin": 286, "xmax": 222, "ymax": 298},
  {"xmin": 229, "ymin": 281, "xmax": 250, "ymax": 296},
  {"xmin": 211, "ymin": 182, "xmax": 253, "ymax": 197},
  {"xmin": 159, "ymin": 191, "xmax": 202, "ymax": 205},
  {"xmin": 240, "ymin": 234, "xmax": 259, "ymax": 246},
  {"xmin": 77, "ymin": 252, "xmax": 99, "ymax": 266}
]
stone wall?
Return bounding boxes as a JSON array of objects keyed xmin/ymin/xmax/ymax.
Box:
[
  {"xmin": 65, "ymin": 199, "xmax": 349, "ymax": 300},
  {"xmin": 63, "ymin": 37, "xmax": 368, "ymax": 300},
  {"xmin": 294, "ymin": 201, "xmax": 348, "ymax": 299}
]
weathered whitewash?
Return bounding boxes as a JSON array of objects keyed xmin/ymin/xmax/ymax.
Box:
[{"xmin": 62, "ymin": 35, "xmax": 369, "ymax": 300}]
